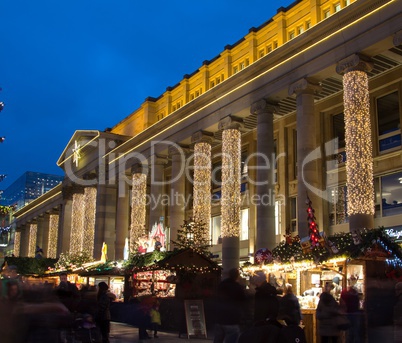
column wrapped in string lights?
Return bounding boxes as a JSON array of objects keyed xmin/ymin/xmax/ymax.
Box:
[
  {"xmin": 83, "ymin": 187, "xmax": 97, "ymax": 256},
  {"xmin": 47, "ymin": 214, "xmax": 59, "ymax": 258},
  {"xmin": 14, "ymin": 231, "xmax": 21, "ymax": 257},
  {"xmin": 70, "ymin": 191, "xmax": 85, "ymax": 254},
  {"xmin": 28, "ymin": 223, "xmax": 38, "ymax": 257},
  {"xmin": 219, "ymin": 116, "xmax": 243, "ymax": 276},
  {"xmin": 130, "ymin": 172, "xmax": 147, "ymax": 253},
  {"xmin": 221, "ymin": 126, "xmax": 241, "ymax": 238},
  {"xmin": 193, "ymin": 139, "xmax": 212, "ymax": 244},
  {"xmin": 337, "ymin": 54, "xmax": 375, "ymax": 230}
]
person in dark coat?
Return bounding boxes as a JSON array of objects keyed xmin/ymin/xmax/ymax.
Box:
[
  {"xmin": 278, "ymin": 285, "xmax": 302, "ymax": 326},
  {"xmin": 251, "ymin": 271, "xmax": 280, "ymax": 325},
  {"xmin": 316, "ymin": 290, "xmax": 342, "ymax": 343},
  {"xmin": 340, "ymin": 278, "xmax": 362, "ymax": 343},
  {"xmin": 213, "ymin": 268, "xmax": 246, "ymax": 343},
  {"xmin": 96, "ymin": 282, "xmax": 116, "ymax": 343}
]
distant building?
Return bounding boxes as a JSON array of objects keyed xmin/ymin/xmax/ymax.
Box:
[{"xmin": 0, "ymin": 171, "xmax": 63, "ymax": 210}]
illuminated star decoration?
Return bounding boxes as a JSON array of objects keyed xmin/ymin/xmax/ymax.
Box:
[{"xmin": 72, "ymin": 140, "xmax": 81, "ymax": 167}]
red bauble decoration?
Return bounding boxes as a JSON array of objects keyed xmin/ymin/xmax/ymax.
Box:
[{"xmin": 255, "ymin": 248, "xmax": 273, "ymax": 264}]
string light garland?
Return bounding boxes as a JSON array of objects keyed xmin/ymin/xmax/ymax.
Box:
[
  {"xmin": 221, "ymin": 129, "xmax": 241, "ymax": 237},
  {"xmin": 193, "ymin": 142, "xmax": 211, "ymax": 242},
  {"xmin": 28, "ymin": 223, "xmax": 38, "ymax": 257},
  {"xmin": 14, "ymin": 231, "xmax": 21, "ymax": 257},
  {"xmin": 83, "ymin": 187, "xmax": 97, "ymax": 256},
  {"xmin": 48, "ymin": 214, "xmax": 59, "ymax": 258},
  {"xmin": 343, "ymin": 70, "xmax": 374, "ymax": 215},
  {"xmin": 130, "ymin": 173, "xmax": 147, "ymax": 254},
  {"xmin": 70, "ymin": 192, "xmax": 85, "ymax": 254}
]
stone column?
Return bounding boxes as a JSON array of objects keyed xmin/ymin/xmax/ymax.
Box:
[
  {"xmin": 218, "ymin": 116, "xmax": 243, "ymax": 279},
  {"xmin": 336, "ymin": 54, "xmax": 375, "ymax": 232},
  {"xmin": 115, "ymin": 178, "xmax": 130, "ymax": 259},
  {"xmin": 37, "ymin": 215, "xmax": 49, "ymax": 256},
  {"xmin": 13, "ymin": 229, "xmax": 21, "ymax": 257},
  {"xmin": 149, "ymin": 155, "xmax": 168, "ymax": 230},
  {"xmin": 289, "ymin": 78, "xmax": 322, "ymax": 239},
  {"xmin": 251, "ymin": 99, "xmax": 278, "ymax": 251},
  {"xmin": 169, "ymin": 145, "xmax": 188, "ymax": 245},
  {"xmin": 28, "ymin": 222, "xmax": 38, "ymax": 257},
  {"xmin": 192, "ymin": 131, "xmax": 214, "ymax": 246},
  {"xmin": 60, "ymin": 186, "xmax": 74, "ymax": 254}
]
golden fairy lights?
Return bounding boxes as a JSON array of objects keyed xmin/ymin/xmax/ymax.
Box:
[
  {"xmin": 193, "ymin": 142, "xmax": 211, "ymax": 242},
  {"xmin": 70, "ymin": 187, "xmax": 97, "ymax": 255},
  {"xmin": 343, "ymin": 70, "xmax": 374, "ymax": 215},
  {"xmin": 221, "ymin": 129, "xmax": 241, "ymax": 237},
  {"xmin": 14, "ymin": 231, "xmax": 21, "ymax": 256},
  {"xmin": 130, "ymin": 173, "xmax": 147, "ymax": 253},
  {"xmin": 28, "ymin": 223, "xmax": 38, "ymax": 257},
  {"xmin": 70, "ymin": 192, "xmax": 85, "ymax": 254},
  {"xmin": 48, "ymin": 214, "xmax": 59, "ymax": 258},
  {"xmin": 83, "ymin": 187, "xmax": 97, "ymax": 255}
]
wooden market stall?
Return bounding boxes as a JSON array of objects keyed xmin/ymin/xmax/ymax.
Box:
[{"xmin": 243, "ymin": 228, "xmax": 402, "ymax": 343}]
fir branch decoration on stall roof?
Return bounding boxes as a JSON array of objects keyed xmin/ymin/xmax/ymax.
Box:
[{"xmin": 54, "ymin": 251, "xmax": 95, "ymax": 271}]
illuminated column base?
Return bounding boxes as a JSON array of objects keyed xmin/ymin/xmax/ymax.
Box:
[{"xmin": 48, "ymin": 214, "xmax": 59, "ymax": 258}]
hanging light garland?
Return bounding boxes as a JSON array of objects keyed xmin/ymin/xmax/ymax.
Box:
[
  {"xmin": 130, "ymin": 173, "xmax": 147, "ymax": 253},
  {"xmin": 221, "ymin": 128, "xmax": 241, "ymax": 237},
  {"xmin": 193, "ymin": 142, "xmax": 211, "ymax": 242},
  {"xmin": 343, "ymin": 70, "xmax": 374, "ymax": 216},
  {"xmin": 47, "ymin": 214, "xmax": 59, "ymax": 258}
]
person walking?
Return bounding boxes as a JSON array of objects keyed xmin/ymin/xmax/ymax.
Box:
[
  {"xmin": 316, "ymin": 288, "xmax": 343, "ymax": 343},
  {"xmin": 150, "ymin": 299, "xmax": 161, "ymax": 338},
  {"xmin": 96, "ymin": 281, "xmax": 116, "ymax": 343},
  {"xmin": 213, "ymin": 268, "xmax": 246, "ymax": 343}
]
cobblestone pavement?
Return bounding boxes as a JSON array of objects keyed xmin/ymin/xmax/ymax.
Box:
[{"xmin": 109, "ymin": 322, "xmax": 214, "ymax": 343}]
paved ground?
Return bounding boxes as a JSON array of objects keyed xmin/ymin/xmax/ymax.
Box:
[{"xmin": 109, "ymin": 322, "xmax": 214, "ymax": 343}]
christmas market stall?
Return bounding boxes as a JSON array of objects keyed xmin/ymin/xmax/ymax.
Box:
[{"xmin": 243, "ymin": 227, "xmax": 402, "ymax": 343}]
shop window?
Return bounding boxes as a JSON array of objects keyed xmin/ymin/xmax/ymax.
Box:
[
  {"xmin": 332, "ymin": 113, "xmax": 346, "ymax": 164},
  {"xmin": 329, "ymin": 185, "xmax": 348, "ymax": 225},
  {"xmin": 377, "ymin": 91, "xmax": 401, "ymax": 152},
  {"xmin": 290, "ymin": 197, "xmax": 297, "ymax": 233},
  {"xmin": 240, "ymin": 209, "xmax": 249, "ymax": 241},
  {"xmin": 375, "ymin": 171, "xmax": 402, "ymax": 217}
]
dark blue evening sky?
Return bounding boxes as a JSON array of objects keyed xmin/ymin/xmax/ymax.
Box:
[{"xmin": 0, "ymin": 0, "xmax": 290, "ymax": 189}]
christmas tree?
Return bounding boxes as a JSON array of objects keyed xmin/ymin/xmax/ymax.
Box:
[
  {"xmin": 306, "ymin": 195, "xmax": 320, "ymax": 247},
  {"xmin": 172, "ymin": 219, "xmax": 211, "ymax": 255}
]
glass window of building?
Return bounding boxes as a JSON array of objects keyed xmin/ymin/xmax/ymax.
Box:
[
  {"xmin": 211, "ymin": 215, "xmax": 221, "ymax": 245},
  {"xmin": 329, "ymin": 185, "xmax": 348, "ymax": 225},
  {"xmin": 334, "ymin": 3, "xmax": 341, "ymax": 12},
  {"xmin": 376, "ymin": 171, "xmax": 402, "ymax": 217},
  {"xmin": 324, "ymin": 9, "xmax": 331, "ymax": 18},
  {"xmin": 377, "ymin": 91, "xmax": 401, "ymax": 152},
  {"xmin": 240, "ymin": 209, "xmax": 249, "ymax": 241},
  {"xmin": 290, "ymin": 197, "xmax": 297, "ymax": 233},
  {"xmin": 332, "ymin": 112, "xmax": 346, "ymax": 164}
]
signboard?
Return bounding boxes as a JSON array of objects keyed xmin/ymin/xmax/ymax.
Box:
[{"xmin": 184, "ymin": 299, "xmax": 207, "ymax": 339}]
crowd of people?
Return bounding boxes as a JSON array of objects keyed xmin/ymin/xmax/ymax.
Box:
[{"xmin": 0, "ymin": 266, "xmax": 117, "ymax": 343}]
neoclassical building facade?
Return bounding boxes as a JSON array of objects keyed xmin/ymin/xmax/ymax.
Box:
[{"xmin": 12, "ymin": 0, "xmax": 402, "ymax": 275}]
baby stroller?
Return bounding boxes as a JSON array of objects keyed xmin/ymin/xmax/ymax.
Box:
[{"xmin": 73, "ymin": 313, "xmax": 101, "ymax": 343}]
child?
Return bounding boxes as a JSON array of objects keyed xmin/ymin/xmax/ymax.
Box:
[{"xmin": 150, "ymin": 302, "xmax": 161, "ymax": 338}]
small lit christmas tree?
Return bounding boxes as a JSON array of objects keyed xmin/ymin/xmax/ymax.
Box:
[
  {"xmin": 172, "ymin": 219, "xmax": 211, "ymax": 255},
  {"xmin": 306, "ymin": 195, "xmax": 320, "ymax": 247}
]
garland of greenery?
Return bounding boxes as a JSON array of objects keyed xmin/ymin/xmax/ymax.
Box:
[{"xmin": 2, "ymin": 256, "xmax": 57, "ymax": 276}]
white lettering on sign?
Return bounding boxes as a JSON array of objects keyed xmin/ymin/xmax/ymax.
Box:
[{"xmin": 385, "ymin": 228, "xmax": 402, "ymax": 240}]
